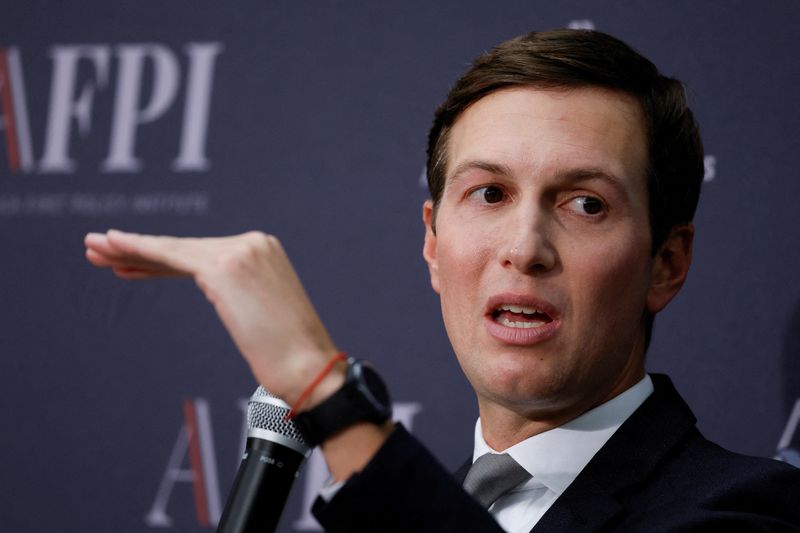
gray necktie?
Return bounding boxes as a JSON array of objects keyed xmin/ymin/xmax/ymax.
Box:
[{"xmin": 462, "ymin": 452, "xmax": 532, "ymax": 508}]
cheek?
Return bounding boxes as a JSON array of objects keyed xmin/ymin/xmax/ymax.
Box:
[
  {"xmin": 570, "ymin": 237, "xmax": 652, "ymax": 323},
  {"xmin": 434, "ymin": 230, "xmax": 496, "ymax": 343},
  {"xmin": 436, "ymin": 230, "xmax": 494, "ymax": 294}
]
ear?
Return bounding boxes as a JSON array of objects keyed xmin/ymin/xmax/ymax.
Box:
[
  {"xmin": 422, "ymin": 200, "xmax": 441, "ymax": 294},
  {"xmin": 646, "ymin": 224, "xmax": 694, "ymax": 314}
]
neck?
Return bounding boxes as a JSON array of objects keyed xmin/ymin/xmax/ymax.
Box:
[
  {"xmin": 478, "ymin": 364, "xmax": 646, "ymax": 451},
  {"xmin": 478, "ymin": 408, "xmax": 566, "ymax": 451}
]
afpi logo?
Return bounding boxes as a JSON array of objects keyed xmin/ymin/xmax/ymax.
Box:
[{"xmin": 0, "ymin": 42, "xmax": 221, "ymax": 174}]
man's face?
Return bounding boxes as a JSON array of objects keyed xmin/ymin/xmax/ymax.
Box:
[{"xmin": 423, "ymin": 87, "xmax": 676, "ymax": 427}]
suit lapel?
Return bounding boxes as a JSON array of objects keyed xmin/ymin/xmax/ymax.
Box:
[
  {"xmin": 452, "ymin": 375, "xmax": 697, "ymax": 532},
  {"xmin": 532, "ymin": 374, "xmax": 698, "ymax": 532},
  {"xmin": 530, "ymin": 478, "xmax": 622, "ymax": 532}
]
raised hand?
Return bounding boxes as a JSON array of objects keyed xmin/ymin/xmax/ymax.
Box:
[{"xmin": 84, "ymin": 230, "xmax": 344, "ymax": 405}]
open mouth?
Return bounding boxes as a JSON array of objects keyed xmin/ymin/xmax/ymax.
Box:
[{"xmin": 491, "ymin": 304, "xmax": 553, "ymax": 329}]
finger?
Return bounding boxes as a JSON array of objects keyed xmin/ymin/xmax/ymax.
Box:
[
  {"xmin": 86, "ymin": 243, "xmax": 183, "ymax": 271},
  {"xmin": 85, "ymin": 247, "xmax": 115, "ymax": 267},
  {"xmin": 86, "ymin": 232, "xmax": 162, "ymax": 265},
  {"xmin": 86, "ymin": 248, "xmax": 179, "ymax": 278},
  {"xmin": 85, "ymin": 232, "xmax": 118, "ymax": 258},
  {"xmin": 105, "ymin": 230, "xmax": 198, "ymax": 275}
]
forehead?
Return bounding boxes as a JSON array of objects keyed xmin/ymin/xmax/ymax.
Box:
[{"xmin": 445, "ymin": 87, "xmax": 649, "ymax": 191}]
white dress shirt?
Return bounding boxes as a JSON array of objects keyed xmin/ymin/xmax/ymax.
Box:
[{"xmin": 472, "ymin": 375, "xmax": 654, "ymax": 533}]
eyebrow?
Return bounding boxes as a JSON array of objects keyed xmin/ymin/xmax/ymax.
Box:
[
  {"xmin": 448, "ymin": 160, "xmax": 513, "ymax": 184},
  {"xmin": 553, "ymin": 168, "xmax": 629, "ymax": 197},
  {"xmin": 448, "ymin": 159, "xmax": 630, "ymax": 197}
]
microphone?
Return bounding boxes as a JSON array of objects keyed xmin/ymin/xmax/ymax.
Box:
[{"xmin": 217, "ymin": 386, "xmax": 312, "ymax": 533}]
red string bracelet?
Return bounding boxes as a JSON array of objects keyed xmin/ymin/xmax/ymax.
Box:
[{"xmin": 286, "ymin": 352, "xmax": 347, "ymax": 420}]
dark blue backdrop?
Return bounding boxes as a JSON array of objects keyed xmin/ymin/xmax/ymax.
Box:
[{"xmin": 2, "ymin": 1, "xmax": 799, "ymax": 531}]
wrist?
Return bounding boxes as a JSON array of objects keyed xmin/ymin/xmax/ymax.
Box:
[
  {"xmin": 285, "ymin": 351, "xmax": 347, "ymax": 416},
  {"xmin": 302, "ymin": 356, "xmax": 347, "ymax": 410},
  {"xmin": 293, "ymin": 358, "xmax": 392, "ymax": 448}
]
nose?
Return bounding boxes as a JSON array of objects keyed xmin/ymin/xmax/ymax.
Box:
[{"xmin": 500, "ymin": 207, "xmax": 558, "ymax": 274}]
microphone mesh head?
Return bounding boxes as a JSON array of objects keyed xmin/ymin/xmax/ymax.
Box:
[{"xmin": 247, "ymin": 386, "xmax": 308, "ymax": 446}]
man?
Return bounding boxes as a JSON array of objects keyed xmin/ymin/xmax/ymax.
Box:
[{"xmin": 85, "ymin": 30, "xmax": 800, "ymax": 531}]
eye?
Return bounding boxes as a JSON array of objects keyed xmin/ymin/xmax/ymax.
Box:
[
  {"xmin": 469, "ymin": 186, "xmax": 506, "ymax": 204},
  {"xmin": 568, "ymin": 196, "xmax": 606, "ymax": 216}
]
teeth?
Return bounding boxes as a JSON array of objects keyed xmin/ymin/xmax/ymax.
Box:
[
  {"xmin": 498, "ymin": 316, "xmax": 546, "ymax": 329},
  {"xmin": 499, "ymin": 304, "xmax": 541, "ymax": 315}
]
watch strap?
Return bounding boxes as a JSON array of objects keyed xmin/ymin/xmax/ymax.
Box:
[{"xmin": 293, "ymin": 360, "xmax": 391, "ymax": 447}]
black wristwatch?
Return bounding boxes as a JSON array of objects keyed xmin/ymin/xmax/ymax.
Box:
[{"xmin": 293, "ymin": 357, "xmax": 392, "ymax": 447}]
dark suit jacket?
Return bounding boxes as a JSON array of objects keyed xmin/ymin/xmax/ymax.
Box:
[{"xmin": 312, "ymin": 374, "xmax": 800, "ymax": 531}]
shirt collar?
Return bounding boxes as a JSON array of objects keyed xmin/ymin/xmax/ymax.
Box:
[{"xmin": 472, "ymin": 374, "xmax": 654, "ymax": 495}]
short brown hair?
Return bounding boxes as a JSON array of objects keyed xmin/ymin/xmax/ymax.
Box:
[{"xmin": 426, "ymin": 29, "xmax": 704, "ymax": 252}]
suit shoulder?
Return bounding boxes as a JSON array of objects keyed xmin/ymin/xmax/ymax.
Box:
[
  {"xmin": 627, "ymin": 430, "xmax": 800, "ymax": 528},
  {"xmin": 671, "ymin": 431, "xmax": 800, "ymax": 491}
]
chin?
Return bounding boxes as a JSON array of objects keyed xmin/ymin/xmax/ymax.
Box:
[{"xmin": 477, "ymin": 366, "xmax": 572, "ymax": 410}]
